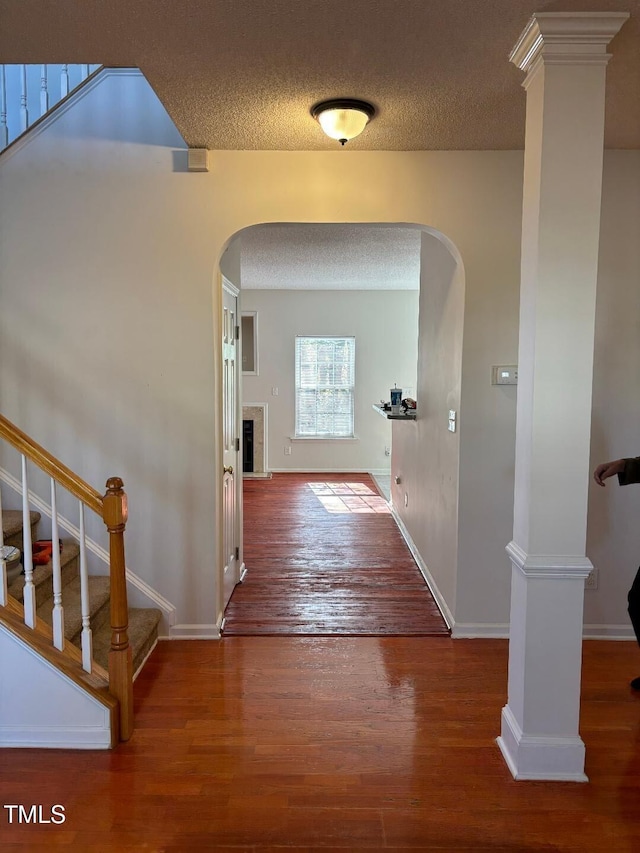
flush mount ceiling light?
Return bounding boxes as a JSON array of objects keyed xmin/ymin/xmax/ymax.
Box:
[{"xmin": 311, "ymin": 98, "xmax": 376, "ymax": 146}]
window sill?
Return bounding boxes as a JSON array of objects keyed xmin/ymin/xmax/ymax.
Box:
[{"xmin": 290, "ymin": 435, "xmax": 359, "ymax": 441}]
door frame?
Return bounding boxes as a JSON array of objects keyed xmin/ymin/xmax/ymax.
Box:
[{"xmin": 216, "ymin": 274, "xmax": 244, "ymax": 629}]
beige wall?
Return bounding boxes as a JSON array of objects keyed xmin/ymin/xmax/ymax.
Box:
[
  {"xmin": 391, "ymin": 232, "xmax": 465, "ymax": 618},
  {"xmin": 587, "ymin": 151, "xmax": 640, "ymax": 635},
  {"xmin": 3, "ymin": 70, "xmax": 635, "ymax": 634}
]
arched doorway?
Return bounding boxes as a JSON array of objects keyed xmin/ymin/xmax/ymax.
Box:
[{"xmin": 215, "ymin": 222, "xmax": 465, "ymax": 634}]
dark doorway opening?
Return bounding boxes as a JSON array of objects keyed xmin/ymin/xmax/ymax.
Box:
[{"xmin": 243, "ymin": 419, "xmax": 254, "ymax": 473}]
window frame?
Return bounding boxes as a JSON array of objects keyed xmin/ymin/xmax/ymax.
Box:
[{"xmin": 294, "ymin": 335, "xmax": 356, "ymax": 439}]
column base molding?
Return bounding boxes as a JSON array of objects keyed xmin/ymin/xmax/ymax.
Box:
[{"xmin": 497, "ymin": 705, "xmax": 588, "ymax": 782}]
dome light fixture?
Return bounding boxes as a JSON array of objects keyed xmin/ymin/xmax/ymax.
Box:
[{"xmin": 311, "ymin": 98, "xmax": 376, "ymax": 146}]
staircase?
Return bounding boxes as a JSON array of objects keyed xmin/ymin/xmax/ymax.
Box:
[
  {"xmin": 2, "ymin": 510, "xmax": 161, "ymax": 675},
  {"xmin": 0, "ymin": 412, "xmax": 165, "ymax": 747}
]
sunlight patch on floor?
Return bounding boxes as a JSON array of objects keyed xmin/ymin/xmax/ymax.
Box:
[{"xmin": 307, "ymin": 482, "xmax": 390, "ymax": 514}]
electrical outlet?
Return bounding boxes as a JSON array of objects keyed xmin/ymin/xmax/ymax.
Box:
[
  {"xmin": 384, "ymin": 446, "xmax": 390, "ymax": 457},
  {"xmin": 284, "ymin": 446, "xmax": 292, "ymax": 456},
  {"xmin": 272, "ymin": 387, "xmax": 279, "ymax": 396},
  {"xmin": 585, "ymin": 568, "xmax": 598, "ymax": 590}
]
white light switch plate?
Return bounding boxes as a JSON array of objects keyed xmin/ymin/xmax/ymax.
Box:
[{"xmin": 492, "ymin": 365, "xmax": 518, "ymax": 385}]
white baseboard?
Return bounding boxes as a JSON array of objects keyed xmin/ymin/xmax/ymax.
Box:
[
  {"xmin": 168, "ymin": 623, "xmax": 222, "ymax": 639},
  {"xmin": 453, "ymin": 623, "xmax": 510, "ymax": 638},
  {"xmin": 269, "ymin": 468, "xmax": 380, "ymax": 473},
  {"xmin": 0, "ymin": 467, "xmax": 176, "ymax": 626},
  {"xmin": 0, "ymin": 727, "xmax": 112, "ymax": 749},
  {"xmin": 390, "ymin": 506, "xmax": 454, "ymax": 630},
  {"xmin": 452, "ymin": 624, "xmax": 635, "ymax": 640},
  {"xmin": 243, "ymin": 472, "xmax": 272, "ymax": 479},
  {"xmin": 582, "ymin": 624, "xmax": 635, "ymax": 640}
]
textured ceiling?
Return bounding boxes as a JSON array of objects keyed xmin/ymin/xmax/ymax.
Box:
[
  {"xmin": 0, "ymin": 0, "xmax": 638, "ymax": 150},
  {"xmin": 237, "ymin": 225, "xmax": 421, "ymax": 290}
]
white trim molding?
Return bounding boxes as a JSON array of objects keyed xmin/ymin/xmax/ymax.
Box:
[
  {"xmin": 506, "ymin": 540, "xmax": 593, "ymax": 579},
  {"xmin": 271, "ymin": 467, "xmax": 376, "ymax": 474},
  {"xmin": 452, "ymin": 623, "xmax": 509, "ymax": 639},
  {"xmin": 168, "ymin": 623, "xmax": 222, "ymax": 639},
  {"xmin": 243, "ymin": 402, "xmax": 269, "ymax": 475},
  {"xmin": 583, "ymin": 625, "xmax": 635, "ymax": 641},
  {"xmin": 497, "ymin": 704, "xmax": 588, "ymax": 782},
  {"xmin": 509, "ymin": 12, "xmax": 629, "ymax": 76},
  {"xmin": 390, "ymin": 506, "xmax": 453, "ymax": 631}
]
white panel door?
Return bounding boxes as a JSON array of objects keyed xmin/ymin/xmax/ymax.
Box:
[{"xmin": 222, "ymin": 283, "xmax": 239, "ymax": 610}]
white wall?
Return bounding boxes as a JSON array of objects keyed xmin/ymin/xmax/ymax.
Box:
[
  {"xmin": 0, "ymin": 627, "xmax": 112, "ymax": 748},
  {"xmin": 240, "ymin": 288, "xmax": 419, "ymax": 472}
]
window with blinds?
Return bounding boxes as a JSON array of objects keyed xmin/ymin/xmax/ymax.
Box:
[{"xmin": 295, "ymin": 336, "xmax": 356, "ymax": 437}]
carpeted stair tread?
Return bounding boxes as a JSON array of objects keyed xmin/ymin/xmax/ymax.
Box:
[
  {"xmin": 3, "ymin": 508, "xmax": 162, "ymax": 682},
  {"xmin": 36, "ymin": 575, "xmax": 112, "ymax": 643},
  {"xmin": 2, "ymin": 510, "xmax": 41, "ymax": 550},
  {"xmin": 90, "ymin": 607, "xmax": 162, "ymax": 674},
  {"xmin": 7, "ymin": 540, "xmax": 80, "ymax": 606}
]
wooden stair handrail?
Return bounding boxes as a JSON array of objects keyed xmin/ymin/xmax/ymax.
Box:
[
  {"xmin": 0, "ymin": 412, "xmax": 133, "ymax": 742},
  {"xmin": 0, "ymin": 413, "xmax": 103, "ymax": 516}
]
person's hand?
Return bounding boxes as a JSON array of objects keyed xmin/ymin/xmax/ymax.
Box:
[{"xmin": 593, "ymin": 459, "xmax": 625, "ymax": 487}]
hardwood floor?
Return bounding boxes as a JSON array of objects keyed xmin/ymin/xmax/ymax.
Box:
[
  {"xmin": 5, "ymin": 472, "xmax": 640, "ymax": 849},
  {"xmin": 3, "ymin": 636, "xmax": 640, "ymax": 850},
  {"xmin": 223, "ymin": 473, "xmax": 449, "ymax": 636}
]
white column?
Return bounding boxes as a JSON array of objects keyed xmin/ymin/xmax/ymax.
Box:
[{"xmin": 498, "ymin": 12, "xmax": 628, "ymax": 782}]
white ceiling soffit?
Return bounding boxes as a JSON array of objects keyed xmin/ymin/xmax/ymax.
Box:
[
  {"xmin": 238, "ymin": 224, "xmax": 421, "ymax": 290},
  {"xmin": 1, "ymin": 0, "xmax": 639, "ymax": 150}
]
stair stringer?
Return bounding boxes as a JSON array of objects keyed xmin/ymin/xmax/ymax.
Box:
[
  {"xmin": 0, "ymin": 622, "xmax": 117, "ymax": 749},
  {"xmin": 0, "ymin": 466, "xmax": 175, "ymax": 634}
]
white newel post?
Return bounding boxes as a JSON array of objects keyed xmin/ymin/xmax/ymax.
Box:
[{"xmin": 498, "ymin": 12, "xmax": 629, "ymax": 782}]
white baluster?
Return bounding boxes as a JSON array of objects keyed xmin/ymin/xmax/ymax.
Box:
[
  {"xmin": 79, "ymin": 502, "xmax": 92, "ymax": 672},
  {"xmin": 50, "ymin": 480, "xmax": 65, "ymax": 650},
  {"xmin": 81, "ymin": 64, "xmax": 90, "ymax": 79},
  {"xmin": 60, "ymin": 64, "xmax": 69, "ymax": 98},
  {"xmin": 21, "ymin": 455, "xmax": 36, "ymax": 628},
  {"xmin": 40, "ymin": 64, "xmax": 49, "ymax": 116},
  {"xmin": 0, "ymin": 65, "xmax": 8, "ymax": 149},
  {"xmin": 19, "ymin": 64, "xmax": 28, "ymax": 132},
  {"xmin": 0, "ymin": 484, "xmax": 6, "ymax": 606}
]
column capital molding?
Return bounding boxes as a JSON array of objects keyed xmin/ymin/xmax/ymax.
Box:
[
  {"xmin": 506, "ymin": 541, "xmax": 593, "ymax": 579},
  {"xmin": 509, "ymin": 12, "xmax": 629, "ymax": 75}
]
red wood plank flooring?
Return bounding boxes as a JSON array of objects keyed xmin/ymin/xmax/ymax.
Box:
[
  {"xmin": 223, "ymin": 473, "xmax": 449, "ymax": 635},
  {"xmin": 4, "ymin": 637, "xmax": 640, "ymax": 850}
]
